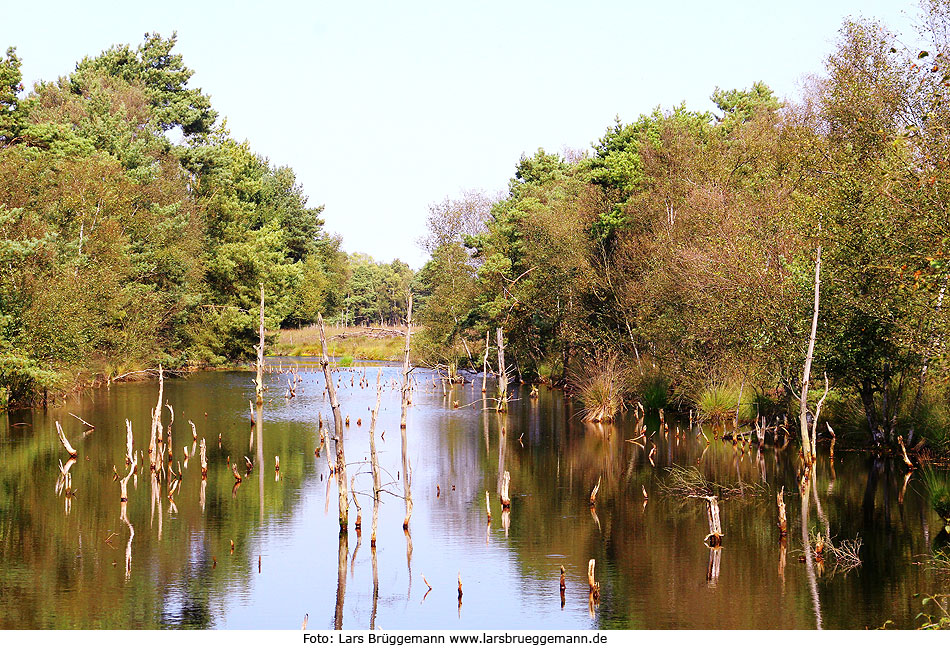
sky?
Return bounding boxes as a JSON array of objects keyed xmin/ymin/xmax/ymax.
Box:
[{"xmin": 4, "ymin": 0, "xmax": 920, "ymax": 268}]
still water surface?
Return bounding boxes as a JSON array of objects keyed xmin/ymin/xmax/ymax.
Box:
[{"xmin": 0, "ymin": 360, "xmax": 947, "ymax": 629}]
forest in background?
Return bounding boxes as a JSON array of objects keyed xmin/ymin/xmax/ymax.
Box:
[
  {"xmin": 0, "ymin": 33, "xmax": 413, "ymax": 408},
  {"xmin": 412, "ymin": 1, "xmax": 950, "ymax": 450},
  {"xmin": 5, "ymin": 3, "xmax": 950, "ymax": 453}
]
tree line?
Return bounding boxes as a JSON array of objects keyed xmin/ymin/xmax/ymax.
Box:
[
  {"xmin": 0, "ymin": 33, "xmax": 411, "ymax": 407},
  {"xmin": 413, "ymin": 2, "xmax": 950, "ymax": 448}
]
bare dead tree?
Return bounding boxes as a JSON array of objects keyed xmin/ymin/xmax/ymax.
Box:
[{"xmin": 318, "ymin": 313, "xmax": 348, "ymax": 530}]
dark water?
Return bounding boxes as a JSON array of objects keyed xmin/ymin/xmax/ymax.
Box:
[{"xmin": 0, "ymin": 360, "xmax": 947, "ymax": 629}]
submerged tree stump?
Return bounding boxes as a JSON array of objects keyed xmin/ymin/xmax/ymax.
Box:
[
  {"xmin": 496, "ymin": 327, "xmax": 508, "ymax": 412},
  {"xmin": 587, "ymin": 559, "xmax": 600, "ymax": 599},
  {"xmin": 589, "ymin": 476, "xmax": 601, "ymax": 507},
  {"xmin": 500, "ymin": 470, "xmax": 511, "ymax": 509},
  {"xmin": 696, "ymin": 495, "xmax": 722, "ymax": 547},
  {"xmin": 777, "ymin": 488, "xmax": 787, "ymax": 539}
]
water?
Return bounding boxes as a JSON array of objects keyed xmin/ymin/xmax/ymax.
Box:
[{"xmin": 0, "ymin": 360, "xmax": 946, "ymax": 629}]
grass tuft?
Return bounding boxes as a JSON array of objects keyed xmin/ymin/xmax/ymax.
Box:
[
  {"xmin": 571, "ymin": 353, "xmax": 632, "ymax": 423},
  {"xmin": 695, "ymin": 382, "xmax": 755, "ymax": 423}
]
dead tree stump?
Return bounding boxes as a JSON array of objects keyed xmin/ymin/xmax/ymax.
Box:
[{"xmin": 777, "ymin": 488, "xmax": 787, "ymax": 539}]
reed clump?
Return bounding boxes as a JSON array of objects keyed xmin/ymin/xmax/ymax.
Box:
[
  {"xmin": 922, "ymin": 467, "xmax": 950, "ymax": 528},
  {"xmin": 636, "ymin": 368, "xmax": 669, "ymax": 410},
  {"xmin": 695, "ymin": 381, "xmax": 755, "ymax": 423},
  {"xmin": 571, "ymin": 353, "xmax": 632, "ymax": 423}
]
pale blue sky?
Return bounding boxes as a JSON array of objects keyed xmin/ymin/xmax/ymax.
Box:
[{"xmin": 4, "ymin": 1, "xmax": 918, "ymax": 267}]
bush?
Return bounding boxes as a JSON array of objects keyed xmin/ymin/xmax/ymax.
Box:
[{"xmin": 338, "ymin": 353, "xmax": 354, "ymax": 367}]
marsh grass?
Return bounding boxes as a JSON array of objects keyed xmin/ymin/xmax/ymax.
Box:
[
  {"xmin": 922, "ymin": 466, "xmax": 950, "ymax": 524},
  {"xmin": 637, "ymin": 371, "xmax": 669, "ymax": 409},
  {"xmin": 571, "ymin": 353, "xmax": 632, "ymax": 423},
  {"xmin": 275, "ymin": 324, "xmax": 405, "ymax": 362},
  {"xmin": 695, "ymin": 382, "xmax": 755, "ymax": 423}
]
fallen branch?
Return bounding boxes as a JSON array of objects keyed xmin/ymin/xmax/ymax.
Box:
[
  {"xmin": 68, "ymin": 412, "xmax": 94, "ymax": 430},
  {"xmin": 56, "ymin": 421, "xmax": 77, "ymax": 458}
]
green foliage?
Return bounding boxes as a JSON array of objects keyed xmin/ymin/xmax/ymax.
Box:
[
  {"xmin": 342, "ymin": 256, "xmax": 413, "ymax": 326},
  {"xmin": 338, "ymin": 354, "xmax": 354, "ymax": 367},
  {"xmin": 0, "ymin": 35, "xmax": 365, "ymax": 407},
  {"xmin": 73, "ymin": 32, "xmax": 217, "ymax": 137},
  {"xmin": 711, "ymin": 81, "xmax": 782, "ymax": 126},
  {"xmin": 0, "ymin": 47, "xmax": 24, "ymax": 143},
  {"xmin": 916, "ymin": 594, "xmax": 950, "ymax": 630},
  {"xmin": 414, "ymin": 3, "xmax": 950, "ymax": 445}
]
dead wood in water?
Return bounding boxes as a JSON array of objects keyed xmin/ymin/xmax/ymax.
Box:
[
  {"xmin": 56, "ymin": 421, "xmax": 77, "ymax": 458},
  {"xmin": 500, "ymin": 470, "xmax": 511, "ymax": 509},
  {"xmin": 701, "ymin": 495, "xmax": 723, "ymax": 547},
  {"xmin": 400, "ymin": 294, "xmax": 413, "ymax": 430},
  {"xmin": 255, "ymin": 283, "xmax": 265, "ymax": 406},
  {"xmin": 496, "ymin": 327, "xmax": 508, "ymax": 412},
  {"xmin": 319, "ymin": 313, "xmax": 348, "ymax": 530},
  {"xmin": 199, "ymin": 438, "xmax": 208, "ymax": 478},
  {"xmin": 589, "ymin": 476, "xmax": 602, "ymax": 507},
  {"xmin": 397, "ymin": 296, "xmax": 414, "ymax": 530},
  {"xmin": 68, "ymin": 412, "xmax": 94, "ymax": 430},
  {"xmin": 898, "ymin": 435, "xmax": 916, "ymax": 470},
  {"xmin": 560, "ymin": 565, "xmax": 566, "ymax": 605},
  {"xmin": 351, "ymin": 477, "xmax": 362, "ymax": 533},
  {"xmin": 777, "ymin": 488, "xmax": 788, "ymax": 539},
  {"xmin": 119, "ymin": 453, "xmax": 136, "ymax": 502},
  {"xmin": 369, "ymin": 370, "xmax": 383, "ymax": 546},
  {"xmin": 587, "ymin": 559, "xmax": 600, "ymax": 599},
  {"xmin": 125, "ymin": 420, "xmax": 135, "ymax": 466},
  {"xmin": 148, "ymin": 366, "xmax": 164, "ymax": 472}
]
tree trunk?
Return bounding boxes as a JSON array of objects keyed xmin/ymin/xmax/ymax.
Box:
[
  {"xmin": 496, "ymin": 327, "xmax": 508, "ymax": 412},
  {"xmin": 859, "ymin": 379, "xmax": 882, "ymax": 444},
  {"xmin": 255, "ymin": 283, "xmax": 265, "ymax": 406},
  {"xmin": 400, "ymin": 294, "xmax": 412, "ymax": 429},
  {"xmin": 399, "ymin": 295, "xmax": 413, "ymax": 529},
  {"xmin": 482, "ymin": 330, "xmax": 490, "ymax": 394},
  {"xmin": 799, "ymin": 245, "xmax": 821, "ymax": 466},
  {"xmin": 318, "ymin": 314, "xmax": 347, "ymax": 530},
  {"xmin": 369, "ymin": 370, "xmax": 383, "ymax": 546}
]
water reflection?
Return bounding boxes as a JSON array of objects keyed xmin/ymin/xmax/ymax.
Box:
[
  {"xmin": 334, "ymin": 532, "xmax": 348, "ymax": 630},
  {"xmin": 0, "ymin": 365, "xmax": 946, "ymax": 629}
]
